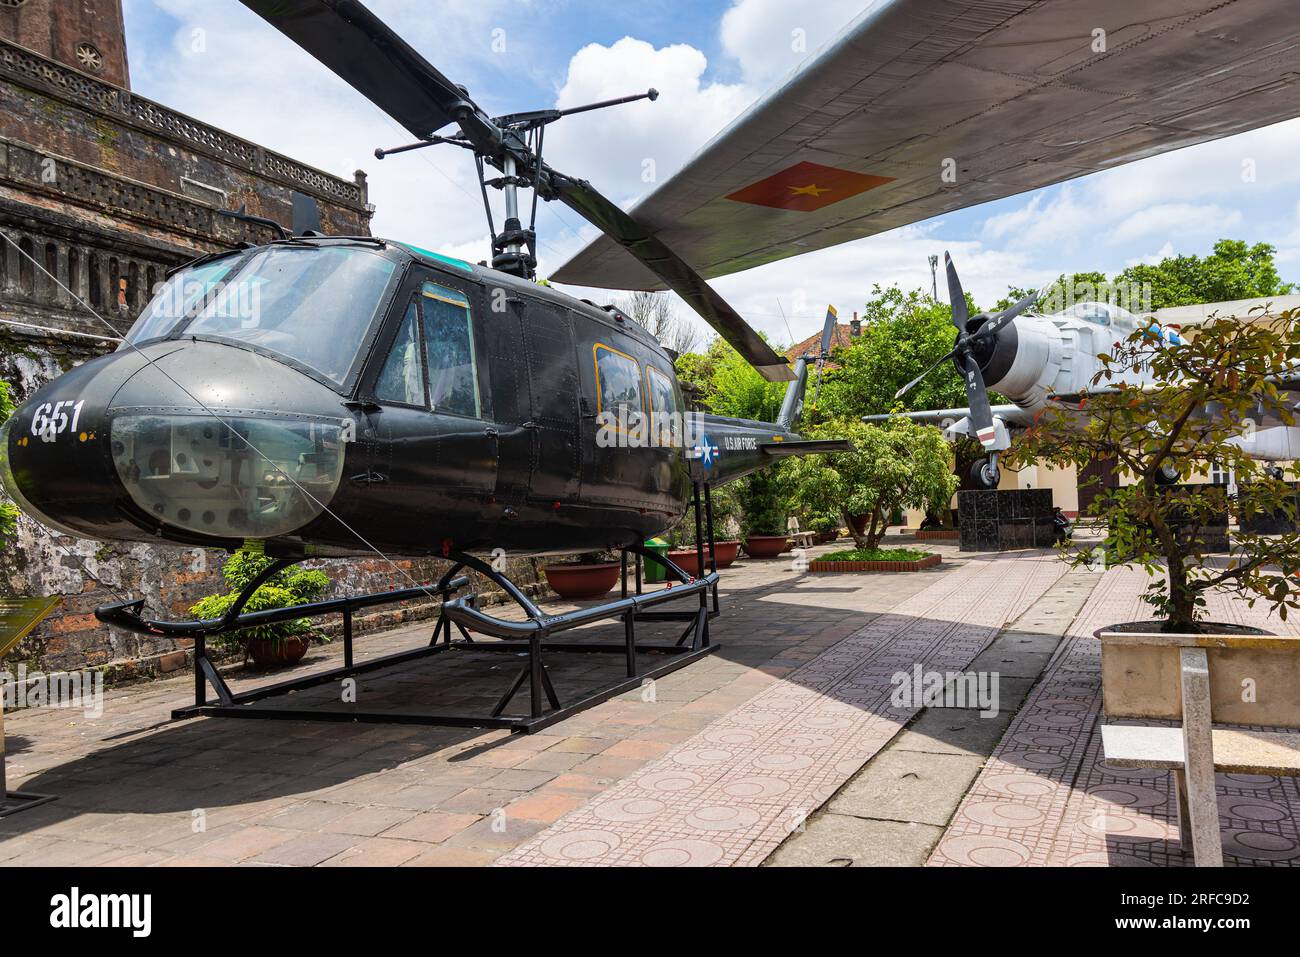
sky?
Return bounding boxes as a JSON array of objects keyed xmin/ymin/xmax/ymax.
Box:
[{"xmin": 121, "ymin": 0, "xmax": 1300, "ymax": 346}]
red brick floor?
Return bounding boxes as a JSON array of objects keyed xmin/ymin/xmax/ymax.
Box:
[
  {"xmin": 496, "ymin": 551, "xmax": 1064, "ymax": 866},
  {"xmin": 929, "ymin": 564, "xmax": 1300, "ymax": 867},
  {"xmin": 0, "ymin": 541, "xmax": 946, "ymax": 866}
]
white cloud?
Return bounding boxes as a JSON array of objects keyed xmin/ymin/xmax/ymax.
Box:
[
  {"xmin": 720, "ymin": 0, "xmax": 878, "ymax": 89},
  {"xmin": 1112, "ymin": 204, "xmax": 1243, "ymax": 243},
  {"xmin": 544, "ymin": 38, "xmax": 752, "ymax": 207}
]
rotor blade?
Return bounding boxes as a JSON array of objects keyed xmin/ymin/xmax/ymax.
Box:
[
  {"xmin": 239, "ymin": 0, "xmax": 489, "ymax": 143},
  {"xmin": 820, "ymin": 305, "xmax": 838, "ymax": 355},
  {"xmin": 894, "ymin": 346, "xmax": 959, "ymax": 401},
  {"xmin": 975, "ymin": 288, "xmax": 1039, "ymax": 342},
  {"xmin": 961, "ymin": 356, "xmax": 997, "ymax": 448},
  {"xmin": 944, "ymin": 252, "xmax": 968, "ymax": 331},
  {"xmin": 548, "ymin": 171, "xmax": 794, "ymax": 382}
]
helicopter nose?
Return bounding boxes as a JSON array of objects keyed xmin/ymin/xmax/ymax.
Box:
[
  {"xmin": 3, "ymin": 342, "xmax": 355, "ymax": 544},
  {"xmin": 1, "ymin": 348, "xmax": 149, "ymax": 540}
]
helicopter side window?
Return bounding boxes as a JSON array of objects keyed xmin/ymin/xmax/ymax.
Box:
[
  {"xmin": 594, "ymin": 344, "xmax": 643, "ymax": 427},
  {"xmin": 374, "ymin": 302, "xmax": 426, "ymax": 407},
  {"xmin": 420, "ymin": 282, "xmax": 481, "ymax": 418},
  {"xmin": 645, "ymin": 365, "xmax": 680, "ymax": 445}
]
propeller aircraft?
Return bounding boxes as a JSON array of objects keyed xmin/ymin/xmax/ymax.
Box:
[{"xmin": 875, "ymin": 253, "xmax": 1300, "ymax": 490}]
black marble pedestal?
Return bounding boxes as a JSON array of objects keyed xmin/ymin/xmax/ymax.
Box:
[{"xmin": 958, "ymin": 489, "xmax": 1056, "ymax": 552}]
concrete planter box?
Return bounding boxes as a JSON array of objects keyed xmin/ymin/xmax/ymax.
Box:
[{"xmin": 809, "ymin": 553, "xmax": 941, "ymax": 573}]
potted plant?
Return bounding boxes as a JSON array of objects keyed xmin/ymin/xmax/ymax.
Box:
[
  {"xmin": 786, "ymin": 416, "xmax": 957, "ymax": 556},
  {"xmin": 189, "ymin": 550, "xmax": 331, "ymax": 670},
  {"xmin": 1006, "ymin": 310, "xmax": 1300, "ymax": 633},
  {"xmin": 543, "ymin": 550, "xmax": 622, "ymax": 600},
  {"xmin": 736, "ymin": 466, "xmax": 791, "ymax": 558},
  {"xmin": 665, "ymin": 484, "xmax": 743, "ymax": 572}
]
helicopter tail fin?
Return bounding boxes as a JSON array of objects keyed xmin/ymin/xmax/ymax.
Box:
[{"xmin": 775, "ymin": 356, "xmax": 809, "ymax": 431}]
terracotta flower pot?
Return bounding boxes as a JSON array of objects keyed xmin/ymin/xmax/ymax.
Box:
[
  {"xmin": 713, "ymin": 540, "xmax": 741, "ymax": 568},
  {"xmin": 246, "ymin": 634, "xmax": 312, "ymax": 671},
  {"xmin": 667, "ymin": 549, "xmax": 703, "ymax": 577},
  {"xmin": 665, "ymin": 541, "xmax": 742, "ymax": 577},
  {"xmin": 743, "ymin": 535, "xmax": 790, "ymax": 559},
  {"xmin": 543, "ymin": 562, "xmax": 621, "ymax": 600}
]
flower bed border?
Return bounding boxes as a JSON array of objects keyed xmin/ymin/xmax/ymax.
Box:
[
  {"xmin": 809, "ymin": 553, "xmax": 941, "ymax": 573},
  {"xmin": 915, "ymin": 529, "xmax": 959, "ymax": 541}
]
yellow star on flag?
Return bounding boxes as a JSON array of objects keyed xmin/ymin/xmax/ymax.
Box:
[{"xmin": 789, "ymin": 183, "xmax": 831, "ymax": 197}]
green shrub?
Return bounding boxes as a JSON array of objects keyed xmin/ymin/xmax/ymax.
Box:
[
  {"xmin": 820, "ymin": 547, "xmax": 932, "ymax": 563},
  {"xmin": 189, "ymin": 550, "xmax": 331, "ymax": 651}
]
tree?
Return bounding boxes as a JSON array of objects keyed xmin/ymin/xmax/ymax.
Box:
[
  {"xmin": 818, "ymin": 285, "xmax": 974, "ymax": 420},
  {"xmin": 1005, "ymin": 309, "xmax": 1300, "ymax": 630},
  {"xmin": 0, "ymin": 379, "xmax": 18, "ymax": 539},
  {"xmin": 1111, "ymin": 240, "xmax": 1293, "ymax": 311},
  {"xmin": 619, "ymin": 290, "xmax": 703, "ymax": 355},
  {"xmin": 675, "ymin": 336, "xmax": 787, "ymax": 421},
  {"xmin": 786, "ymin": 417, "xmax": 958, "ymax": 550}
]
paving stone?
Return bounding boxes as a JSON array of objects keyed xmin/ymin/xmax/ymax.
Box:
[
  {"xmin": 381, "ymin": 811, "xmax": 482, "ymax": 844},
  {"xmin": 892, "ymin": 708, "xmax": 1017, "ymax": 758},
  {"xmin": 320, "ymin": 837, "xmax": 427, "ymax": 867},
  {"xmin": 252, "ymin": 832, "xmax": 359, "ymax": 867},
  {"xmin": 436, "ymin": 788, "xmax": 518, "ymax": 816},
  {"xmin": 766, "ymin": 816, "xmax": 944, "ymax": 867},
  {"xmin": 320, "ymin": 806, "xmax": 418, "ymax": 837},
  {"xmin": 827, "ymin": 751, "xmax": 987, "ymax": 826}
]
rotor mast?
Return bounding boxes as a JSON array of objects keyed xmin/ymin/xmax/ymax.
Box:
[{"xmin": 377, "ymin": 89, "xmax": 660, "ymax": 281}]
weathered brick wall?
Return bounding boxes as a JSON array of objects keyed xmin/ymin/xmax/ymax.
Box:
[{"xmin": 0, "ymin": 37, "xmax": 372, "ymax": 239}]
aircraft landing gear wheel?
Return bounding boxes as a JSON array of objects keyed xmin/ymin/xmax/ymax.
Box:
[
  {"xmin": 970, "ymin": 459, "xmax": 1001, "ymax": 490},
  {"xmin": 1155, "ymin": 462, "xmax": 1180, "ymax": 486}
]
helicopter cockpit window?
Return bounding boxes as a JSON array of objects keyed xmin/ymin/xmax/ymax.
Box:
[
  {"xmin": 374, "ymin": 302, "xmax": 425, "ymax": 407},
  {"xmin": 645, "ymin": 365, "xmax": 680, "ymax": 444},
  {"xmin": 420, "ymin": 282, "xmax": 481, "ymax": 418},
  {"xmin": 122, "ymin": 257, "xmax": 237, "ymax": 346},
  {"xmin": 594, "ymin": 344, "xmax": 642, "ymax": 424},
  {"xmin": 182, "ymin": 246, "xmax": 397, "ymax": 387}
]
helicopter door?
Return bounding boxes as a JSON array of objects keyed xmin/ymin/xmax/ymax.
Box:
[
  {"xmin": 363, "ymin": 278, "xmax": 496, "ymax": 535},
  {"xmin": 519, "ymin": 300, "xmax": 582, "ymax": 503}
]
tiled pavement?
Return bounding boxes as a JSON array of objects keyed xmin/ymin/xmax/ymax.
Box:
[
  {"xmin": 929, "ymin": 563, "xmax": 1300, "ymax": 867},
  {"xmin": 10, "ymin": 542, "xmax": 1295, "ymax": 867},
  {"xmin": 0, "ymin": 540, "xmax": 954, "ymax": 866},
  {"xmin": 494, "ymin": 550, "xmax": 1065, "ymax": 866}
]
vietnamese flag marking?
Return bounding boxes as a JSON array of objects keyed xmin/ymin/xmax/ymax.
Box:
[{"xmin": 725, "ymin": 160, "xmax": 894, "ymax": 212}]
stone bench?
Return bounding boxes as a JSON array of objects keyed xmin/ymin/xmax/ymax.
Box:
[
  {"xmin": 1098, "ymin": 629, "xmax": 1300, "ymax": 866},
  {"xmin": 791, "ymin": 531, "xmax": 817, "ymax": 550}
]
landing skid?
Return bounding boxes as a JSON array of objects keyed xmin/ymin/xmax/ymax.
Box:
[{"xmin": 96, "ymin": 485, "xmax": 727, "ymax": 733}]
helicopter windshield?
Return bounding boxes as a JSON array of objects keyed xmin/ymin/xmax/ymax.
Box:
[
  {"xmin": 122, "ymin": 256, "xmax": 238, "ymax": 345},
  {"xmin": 181, "ymin": 245, "xmax": 397, "ymax": 386}
]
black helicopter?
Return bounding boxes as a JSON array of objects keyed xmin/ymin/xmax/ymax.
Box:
[{"xmin": 0, "ymin": 0, "xmax": 843, "ymax": 564}]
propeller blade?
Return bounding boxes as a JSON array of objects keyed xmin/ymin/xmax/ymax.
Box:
[
  {"xmin": 961, "ymin": 355, "xmax": 998, "ymax": 448},
  {"xmin": 894, "ymin": 346, "xmax": 959, "ymax": 401},
  {"xmin": 239, "ymin": 0, "xmax": 496, "ymax": 146},
  {"xmin": 975, "ymin": 288, "xmax": 1039, "ymax": 342},
  {"xmin": 819, "ymin": 305, "xmax": 838, "ymax": 355},
  {"xmin": 547, "ymin": 170, "xmax": 794, "ymax": 381},
  {"xmin": 945, "ymin": 251, "xmax": 968, "ymax": 331},
  {"xmin": 812, "ymin": 305, "xmax": 839, "ymax": 404}
]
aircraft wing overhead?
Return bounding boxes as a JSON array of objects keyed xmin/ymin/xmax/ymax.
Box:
[{"xmin": 552, "ymin": 0, "xmax": 1300, "ymax": 290}]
